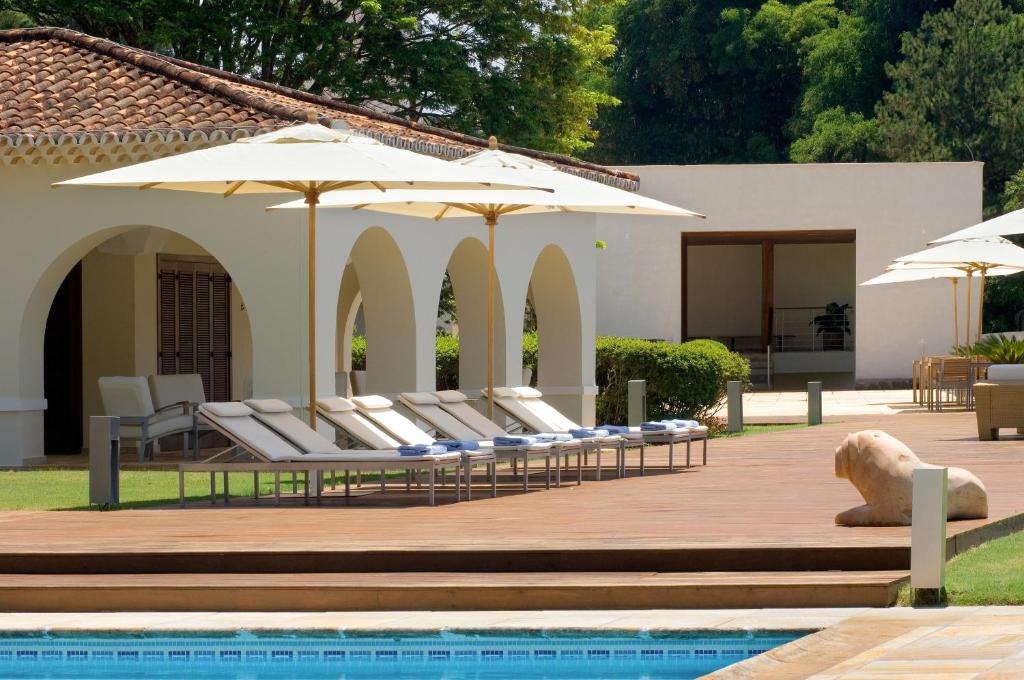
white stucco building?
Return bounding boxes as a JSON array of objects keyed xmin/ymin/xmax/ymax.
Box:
[
  {"xmin": 596, "ymin": 163, "xmax": 984, "ymax": 389},
  {"xmin": 0, "ymin": 28, "xmax": 612, "ymax": 466}
]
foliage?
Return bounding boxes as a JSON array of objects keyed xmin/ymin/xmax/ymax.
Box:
[
  {"xmin": 0, "ymin": 8, "xmax": 31, "ymax": 26},
  {"xmin": 4, "ymin": 0, "xmax": 620, "ymax": 155},
  {"xmin": 967, "ymin": 334, "xmax": 1024, "ymax": 363},
  {"xmin": 592, "ymin": 0, "xmax": 945, "ymax": 165},
  {"xmin": 434, "ymin": 333, "xmax": 460, "ymax": 389},
  {"xmin": 594, "ymin": 337, "xmax": 750, "ymax": 424},
  {"xmin": 874, "ymin": 0, "xmax": 1024, "ymax": 204},
  {"xmin": 437, "ymin": 270, "xmax": 457, "ymax": 330},
  {"xmin": 810, "ymin": 301, "xmax": 852, "ymax": 336}
]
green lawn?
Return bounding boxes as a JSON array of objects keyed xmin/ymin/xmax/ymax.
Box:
[
  {"xmin": 942, "ymin": 530, "xmax": 1024, "ymax": 605},
  {"xmin": 712, "ymin": 423, "xmax": 807, "ymax": 439},
  {"xmin": 0, "ymin": 469, "xmax": 372, "ymax": 511}
]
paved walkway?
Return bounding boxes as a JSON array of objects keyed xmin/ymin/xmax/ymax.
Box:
[
  {"xmin": 710, "ymin": 606, "xmax": 1024, "ymax": 679},
  {"xmin": 713, "ymin": 389, "xmax": 919, "ymax": 423}
]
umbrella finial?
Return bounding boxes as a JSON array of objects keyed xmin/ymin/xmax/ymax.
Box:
[{"xmin": 488, "ymin": 135, "xmax": 498, "ymax": 150}]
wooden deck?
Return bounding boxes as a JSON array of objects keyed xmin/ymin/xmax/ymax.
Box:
[{"xmin": 1, "ymin": 411, "xmax": 1022, "ymax": 609}]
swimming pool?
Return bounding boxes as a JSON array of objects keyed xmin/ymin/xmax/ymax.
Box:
[{"xmin": 0, "ymin": 629, "xmax": 806, "ymax": 679}]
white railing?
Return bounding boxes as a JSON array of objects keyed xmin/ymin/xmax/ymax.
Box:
[{"xmin": 774, "ymin": 306, "xmax": 855, "ymax": 352}]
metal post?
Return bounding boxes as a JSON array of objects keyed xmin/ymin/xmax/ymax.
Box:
[
  {"xmin": 627, "ymin": 380, "xmax": 647, "ymax": 428},
  {"xmin": 807, "ymin": 381, "xmax": 822, "ymax": 426},
  {"xmin": 727, "ymin": 381, "xmax": 743, "ymax": 433},
  {"xmin": 911, "ymin": 467, "xmax": 948, "ymax": 602},
  {"xmin": 89, "ymin": 416, "xmax": 120, "ymax": 507}
]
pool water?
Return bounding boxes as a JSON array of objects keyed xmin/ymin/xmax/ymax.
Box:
[{"xmin": 0, "ymin": 630, "xmax": 807, "ymax": 679}]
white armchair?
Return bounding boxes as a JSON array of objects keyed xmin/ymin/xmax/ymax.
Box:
[
  {"xmin": 149, "ymin": 373, "xmax": 213, "ymax": 459},
  {"xmin": 97, "ymin": 376, "xmax": 197, "ymax": 462}
]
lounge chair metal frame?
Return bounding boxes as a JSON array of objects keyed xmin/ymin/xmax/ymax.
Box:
[{"xmin": 178, "ymin": 412, "xmax": 465, "ymax": 507}]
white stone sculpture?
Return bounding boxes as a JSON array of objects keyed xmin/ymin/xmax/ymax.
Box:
[{"xmin": 834, "ymin": 430, "xmax": 988, "ymax": 526}]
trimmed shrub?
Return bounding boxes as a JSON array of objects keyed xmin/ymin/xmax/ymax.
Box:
[
  {"xmin": 435, "ymin": 333, "xmax": 460, "ymax": 389},
  {"xmin": 351, "ymin": 336, "xmax": 366, "ymax": 370},
  {"xmin": 595, "ymin": 337, "xmax": 750, "ymax": 424}
]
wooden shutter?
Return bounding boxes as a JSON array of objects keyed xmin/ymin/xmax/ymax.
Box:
[{"xmin": 157, "ymin": 257, "xmax": 232, "ymax": 401}]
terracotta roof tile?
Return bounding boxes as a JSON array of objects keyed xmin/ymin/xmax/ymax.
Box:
[{"xmin": 0, "ymin": 26, "xmax": 637, "ymax": 187}]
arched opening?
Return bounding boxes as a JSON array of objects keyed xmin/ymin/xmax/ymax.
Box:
[
  {"xmin": 527, "ymin": 244, "xmax": 583, "ymax": 410},
  {"xmin": 28, "ymin": 225, "xmax": 254, "ymax": 456},
  {"xmin": 441, "ymin": 238, "xmax": 507, "ymax": 392},
  {"xmin": 335, "ymin": 227, "xmax": 416, "ymax": 395}
]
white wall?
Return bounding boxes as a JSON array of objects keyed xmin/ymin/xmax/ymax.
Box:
[
  {"xmin": 0, "ymin": 154, "xmax": 598, "ymax": 464},
  {"xmin": 597, "ymin": 163, "xmax": 983, "ymax": 383},
  {"xmin": 774, "ymin": 243, "xmax": 855, "ymax": 309},
  {"xmin": 687, "ymin": 244, "xmax": 761, "ymax": 338}
]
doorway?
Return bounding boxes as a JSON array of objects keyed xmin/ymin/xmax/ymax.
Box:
[{"xmin": 43, "ymin": 263, "xmax": 83, "ymax": 454}]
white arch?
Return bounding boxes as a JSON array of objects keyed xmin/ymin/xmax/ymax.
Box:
[{"xmin": 445, "ymin": 237, "xmax": 507, "ymax": 392}]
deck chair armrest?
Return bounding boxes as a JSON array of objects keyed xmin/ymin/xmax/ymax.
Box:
[{"xmin": 155, "ymin": 400, "xmax": 193, "ymax": 416}]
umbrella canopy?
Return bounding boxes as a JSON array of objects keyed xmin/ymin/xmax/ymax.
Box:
[
  {"xmin": 891, "ymin": 237, "xmax": 1024, "ymax": 343},
  {"xmin": 271, "ymin": 137, "xmax": 703, "ymax": 416},
  {"xmin": 930, "ymin": 208, "xmax": 1024, "ymax": 244},
  {"xmin": 861, "ymin": 264, "xmax": 1021, "ymax": 346},
  {"xmin": 55, "ymin": 123, "xmax": 548, "ymax": 425}
]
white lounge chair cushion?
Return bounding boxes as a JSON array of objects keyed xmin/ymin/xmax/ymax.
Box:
[
  {"xmin": 120, "ymin": 414, "xmax": 195, "ymax": 440},
  {"xmin": 98, "ymin": 376, "xmax": 155, "ymax": 417},
  {"xmin": 317, "ymin": 397, "xmax": 356, "ymax": 412},
  {"xmin": 351, "ymin": 395, "xmax": 393, "ymax": 410},
  {"xmin": 434, "ymin": 390, "xmax": 468, "ymax": 404},
  {"xmin": 512, "ymin": 386, "xmax": 544, "ymax": 399},
  {"xmin": 400, "ymin": 394, "xmax": 484, "ymax": 441},
  {"xmin": 988, "ymin": 364, "xmax": 1024, "ymax": 382},
  {"xmin": 400, "ymin": 391, "xmax": 441, "ymax": 406},
  {"xmin": 352, "ymin": 395, "xmax": 433, "ymax": 445},
  {"xmin": 148, "ymin": 374, "xmax": 206, "ymax": 410},
  {"xmin": 245, "ymin": 398, "xmax": 293, "ymax": 413},
  {"xmin": 433, "ymin": 392, "xmax": 507, "ymax": 439},
  {"xmin": 201, "ymin": 402, "xmax": 252, "ymax": 418},
  {"xmin": 489, "ymin": 386, "xmax": 521, "ymax": 398}
]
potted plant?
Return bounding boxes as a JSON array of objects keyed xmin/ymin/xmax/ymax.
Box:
[{"xmin": 810, "ymin": 302, "xmax": 851, "ymax": 351}]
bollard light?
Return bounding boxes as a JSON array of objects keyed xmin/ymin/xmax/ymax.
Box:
[
  {"xmin": 89, "ymin": 415, "xmax": 121, "ymax": 507},
  {"xmin": 727, "ymin": 381, "xmax": 744, "ymax": 433},
  {"xmin": 911, "ymin": 466, "xmax": 948, "ymax": 597},
  {"xmin": 628, "ymin": 380, "xmax": 647, "ymax": 428},
  {"xmin": 807, "ymin": 381, "xmax": 823, "ymax": 426}
]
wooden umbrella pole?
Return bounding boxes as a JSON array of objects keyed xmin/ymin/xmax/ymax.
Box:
[
  {"xmin": 978, "ymin": 267, "xmax": 987, "ymax": 342},
  {"xmin": 965, "ymin": 271, "xmax": 973, "ymax": 352},
  {"xmin": 951, "ymin": 278, "xmax": 959, "ymax": 348},
  {"xmin": 486, "ymin": 213, "xmax": 497, "ymax": 419},
  {"xmin": 306, "ymin": 188, "xmax": 320, "ymax": 428}
]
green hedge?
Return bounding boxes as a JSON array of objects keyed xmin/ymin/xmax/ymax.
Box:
[
  {"xmin": 350, "ymin": 333, "xmax": 748, "ymax": 423},
  {"xmin": 595, "ymin": 337, "xmax": 749, "ymax": 423}
]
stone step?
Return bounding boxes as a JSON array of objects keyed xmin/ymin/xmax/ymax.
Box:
[{"xmin": 0, "ymin": 571, "xmax": 908, "ymax": 612}]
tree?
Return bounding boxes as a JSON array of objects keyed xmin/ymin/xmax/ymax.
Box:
[
  {"xmin": 790, "ymin": 106, "xmax": 879, "ymax": 161},
  {"xmin": 874, "ymin": 0, "xmax": 1024, "ymax": 202},
  {"xmin": 4, "ymin": 0, "xmax": 620, "ymax": 155}
]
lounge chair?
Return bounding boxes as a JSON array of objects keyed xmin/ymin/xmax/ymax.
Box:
[
  {"xmin": 349, "ymin": 394, "xmax": 575, "ymax": 491},
  {"xmin": 315, "ymin": 396, "xmax": 497, "ymax": 496},
  {"xmin": 483, "ymin": 386, "xmax": 707, "ymax": 475},
  {"xmin": 408, "ymin": 390, "xmax": 600, "ymax": 483},
  {"xmin": 99, "ymin": 376, "xmax": 199, "ymax": 462},
  {"xmin": 180, "ymin": 401, "xmax": 463, "ymax": 506},
  {"xmin": 148, "ymin": 373, "xmax": 214, "ymax": 456}
]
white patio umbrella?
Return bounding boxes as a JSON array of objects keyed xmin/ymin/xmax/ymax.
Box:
[
  {"xmin": 271, "ymin": 137, "xmax": 704, "ymax": 416},
  {"xmin": 892, "ymin": 237, "xmax": 1024, "ymax": 343},
  {"xmin": 930, "ymin": 207, "xmax": 1024, "ymax": 243},
  {"xmin": 55, "ymin": 123, "xmax": 547, "ymax": 425},
  {"xmin": 860, "ymin": 264, "xmax": 1021, "ymax": 346}
]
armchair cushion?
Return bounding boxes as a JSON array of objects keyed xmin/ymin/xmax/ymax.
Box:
[
  {"xmin": 148, "ymin": 374, "xmax": 206, "ymax": 410},
  {"xmin": 98, "ymin": 376, "xmax": 154, "ymax": 417}
]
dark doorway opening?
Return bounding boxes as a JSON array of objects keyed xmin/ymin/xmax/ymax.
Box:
[{"xmin": 43, "ymin": 262, "xmax": 84, "ymax": 454}]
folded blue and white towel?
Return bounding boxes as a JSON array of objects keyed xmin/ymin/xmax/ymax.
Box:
[
  {"xmin": 663, "ymin": 418, "xmax": 700, "ymax": 428},
  {"xmin": 597, "ymin": 424, "xmax": 630, "ymax": 435},
  {"xmin": 433, "ymin": 440, "xmax": 481, "ymax": 451},
  {"xmin": 533, "ymin": 433, "xmax": 573, "ymax": 443},
  {"xmin": 570, "ymin": 428, "xmax": 611, "ymax": 438},
  {"xmin": 494, "ymin": 436, "xmax": 537, "ymax": 447},
  {"xmin": 398, "ymin": 444, "xmax": 449, "ymax": 456},
  {"xmin": 641, "ymin": 421, "xmax": 672, "ymax": 431}
]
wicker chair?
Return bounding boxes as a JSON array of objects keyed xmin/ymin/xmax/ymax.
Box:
[{"xmin": 974, "ymin": 364, "xmax": 1024, "ymax": 440}]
